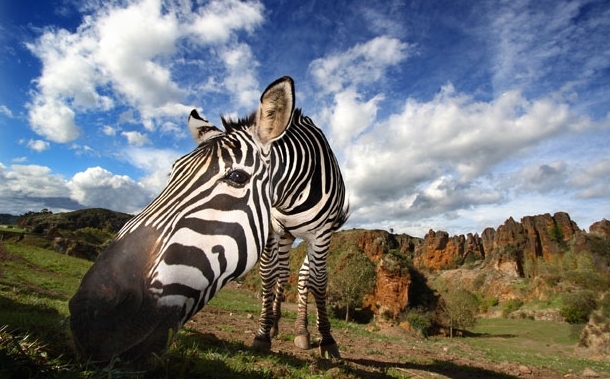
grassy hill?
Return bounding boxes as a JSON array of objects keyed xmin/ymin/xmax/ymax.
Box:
[{"xmin": 1, "ymin": 242, "xmax": 610, "ymax": 378}]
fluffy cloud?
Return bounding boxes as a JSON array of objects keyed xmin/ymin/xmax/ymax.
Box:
[
  {"xmin": 0, "ymin": 164, "xmax": 68, "ymax": 199},
  {"xmin": 26, "ymin": 0, "xmax": 265, "ymax": 143},
  {"xmin": 121, "ymin": 131, "xmax": 151, "ymax": 146},
  {"xmin": 329, "ymin": 88, "xmax": 383, "ymax": 147},
  {"xmin": 26, "ymin": 139, "xmax": 50, "ymax": 152},
  {"xmin": 0, "ymin": 163, "xmax": 155, "ymax": 215},
  {"xmin": 570, "ymin": 158, "xmax": 610, "ymax": 199},
  {"xmin": 189, "ymin": 0, "xmax": 264, "ymax": 44},
  {"xmin": 0, "ymin": 105, "xmax": 14, "ymax": 118},
  {"xmin": 342, "ymin": 84, "xmax": 594, "ymax": 227},
  {"xmin": 121, "ymin": 147, "xmax": 184, "ymax": 194},
  {"xmin": 67, "ymin": 167, "xmax": 150, "ymax": 212},
  {"xmin": 310, "ymin": 36, "xmax": 411, "ymax": 93}
]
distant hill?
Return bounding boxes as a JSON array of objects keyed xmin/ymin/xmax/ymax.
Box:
[
  {"xmin": 17, "ymin": 208, "xmax": 133, "ymax": 234},
  {"xmin": 0, "ymin": 214, "xmax": 19, "ymax": 225}
]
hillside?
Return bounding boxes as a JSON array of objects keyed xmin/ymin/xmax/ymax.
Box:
[
  {"xmin": 5, "ymin": 208, "xmax": 610, "ymax": 358},
  {"xmin": 17, "ymin": 208, "xmax": 132, "ymax": 234},
  {"xmin": 1, "ymin": 242, "xmax": 609, "ymax": 378}
]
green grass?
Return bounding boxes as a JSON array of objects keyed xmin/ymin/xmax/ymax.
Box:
[
  {"xmin": 0, "ymin": 225, "xmax": 28, "ymax": 233},
  {"xmin": 2, "ymin": 242, "xmax": 610, "ymax": 378},
  {"xmin": 208, "ymin": 286, "xmax": 264, "ymax": 315},
  {"xmin": 465, "ymin": 318, "xmax": 610, "ymax": 374}
]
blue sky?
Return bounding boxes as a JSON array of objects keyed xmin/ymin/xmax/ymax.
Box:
[{"xmin": 1, "ymin": 0, "xmax": 609, "ymax": 237}]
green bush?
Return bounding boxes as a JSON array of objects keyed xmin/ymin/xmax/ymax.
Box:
[
  {"xmin": 405, "ymin": 308, "xmax": 432, "ymax": 337},
  {"xmin": 502, "ymin": 299, "xmax": 523, "ymax": 318},
  {"xmin": 559, "ymin": 290, "xmax": 597, "ymax": 324}
]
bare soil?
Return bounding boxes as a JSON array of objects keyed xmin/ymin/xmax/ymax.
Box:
[{"xmin": 186, "ymin": 301, "xmax": 575, "ymax": 378}]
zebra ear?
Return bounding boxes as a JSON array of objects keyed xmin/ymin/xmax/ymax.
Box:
[
  {"xmin": 256, "ymin": 76, "xmax": 295, "ymax": 145},
  {"xmin": 188, "ymin": 109, "xmax": 224, "ymax": 144}
]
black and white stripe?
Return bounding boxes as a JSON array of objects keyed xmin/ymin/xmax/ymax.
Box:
[
  {"xmin": 69, "ymin": 77, "xmax": 294, "ymax": 362},
  {"xmin": 248, "ymin": 109, "xmax": 349, "ymax": 358}
]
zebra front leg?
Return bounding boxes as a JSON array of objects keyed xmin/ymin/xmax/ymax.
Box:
[
  {"xmin": 253, "ymin": 234, "xmax": 280, "ymax": 351},
  {"xmin": 270, "ymin": 235, "xmax": 294, "ymax": 338}
]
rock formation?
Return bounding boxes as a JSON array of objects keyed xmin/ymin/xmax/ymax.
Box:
[{"xmin": 332, "ymin": 212, "xmax": 608, "ymax": 320}]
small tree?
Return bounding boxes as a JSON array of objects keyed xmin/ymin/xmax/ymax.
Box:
[
  {"xmin": 560, "ymin": 290, "xmax": 597, "ymax": 324},
  {"xmin": 439, "ymin": 288, "xmax": 479, "ymax": 337},
  {"xmin": 329, "ymin": 251, "xmax": 376, "ymax": 322}
]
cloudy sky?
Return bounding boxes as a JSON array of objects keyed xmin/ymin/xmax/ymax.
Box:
[{"xmin": 1, "ymin": 0, "xmax": 609, "ymax": 237}]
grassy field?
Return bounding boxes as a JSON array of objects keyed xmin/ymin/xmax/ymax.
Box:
[{"xmin": 1, "ymin": 242, "xmax": 609, "ymax": 378}]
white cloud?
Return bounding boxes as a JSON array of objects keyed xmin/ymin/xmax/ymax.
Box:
[
  {"xmin": 26, "ymin": 139, "xmax": 51, "ymax": 152},
  {"xmin": 27, "ymin": 96, "xmax": 80, "ymax": 143},
  {"xmin": 329, "ymin": 87, "xmax": 383, "ymax": 147},
  {"xmin": 25, "ymin": 0, "xmax": 266, "ymax": 143},
  {"xmin": 102, "ymin": 125, "xmax": 117, "ymax": 136},
  {"xmin": 0, "ymin": 105, "xmax": 13, "ymax": 118},
  {"xmin": 121, "ymin": 131, "xmax": 151, "ymax": 146},
  {"xmin": 122, "ymin": 146, "xmax": 184, "ymax": 194},
  {"xmin": 512, "ymin": 161, "xmax": 568, "ymax": 193},
  {"xmin": 189, "ymin": 0, "xmax": 264, "ymax": 44},
  {"xmin": 570, "ymin": 158, "xmax": 610, "ymax": 199},
  {"xmin": 0, "ymin": 163, "xmax": 155, "ymax": 214},
  {"xmin": 0, "ymin": 164, "xmax": 68, "ymax": 198},
  {"xmin": 218, "ymin": 43, "xmax": 260, "ymax": 107},
  {"xmin": 309, "ymin": 36, "xmax": 411, "ymax": 93},
  {"xmin": 67, "ymin": 166, "xmax": 150, "ymax": 213},
  {"xmin": 342, "ymin": 84, "xmax": 596, "ymax": 230}
]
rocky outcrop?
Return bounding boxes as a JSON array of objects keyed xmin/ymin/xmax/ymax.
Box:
[
  {"xmin": 345, "ymin": 230, "xmax": 418, "ymax": 319},
  {"xmin": 284, "ymin": 212, "xmax": 608, "ymax": 321},
  {"xmin": 413, "ymin": 231, "xmax": 484, "ymax": 270},
  {"xmin": 413, "ymin": 212, "xmax": 587, "ymax": 276},
  {"xmin": 590, "ymin": 219, "xmax": 610, "ymax": 237},
  {"xmin": 334, "ymin": 213, "xmax": 608, "ymax": 319}
]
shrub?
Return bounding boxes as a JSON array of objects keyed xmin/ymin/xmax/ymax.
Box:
[
  {"xmin": 439, "ymin": 288, "xmax": 479, "ymax": 337},
  {"xmin": 405, "ymin": 308, "xmax": 432, "ymax": 337},
  {"xmin": 502, "ymin": 299, "xmax": 523, "ymax": 318},
  {"xmin": 560, "ymin": 290, "xmax": 597, "ymax": 324},
  {"xmin": 328, "ymin": 250, "xmax": 376, "ymax": 322}
]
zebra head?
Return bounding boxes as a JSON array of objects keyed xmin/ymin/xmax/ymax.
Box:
[{"xmin": 69, "ymin": 77, "xmax": 295, "ymax": 362}]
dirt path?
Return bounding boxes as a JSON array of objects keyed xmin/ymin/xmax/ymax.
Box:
[{"xmin": 187, "ymin": 304, "xmax": 570, "ymax": 378}]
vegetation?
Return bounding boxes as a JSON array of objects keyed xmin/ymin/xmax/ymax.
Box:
[
  {"xmin": 1, "ymin": 242, "xmax": 610, "ymax": 377},
  {"xmin": 17, "ymin": 208, "xmax": 132, "ymax": 237},
  {"xmin": 2, "ymin": 209, "xmax": 610, "ymax": 376},
  {"xmin": 438, "ymin": 288, "xmax": 479, "ymax": 337},
  {"xmin": 559, "ymin": 290, "xmax": 598, "ymax": 324},
  {"xmin": 328, "ymin": 250, "xmax": 377, "ymax": 322},
  {"xmin": 404, "ymin": 307, "xmax": 432, "ymax": 337}
]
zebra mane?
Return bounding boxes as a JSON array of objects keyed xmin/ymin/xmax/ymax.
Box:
[{"xmin": 222, "ymin": 108, "xmax": 303, "ymax": 133}]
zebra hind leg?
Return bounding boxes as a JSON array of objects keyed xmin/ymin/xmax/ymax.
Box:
[
  {"xmin": 312, "ymin": 267, "xmax": 340, "ymax": 358},
  {"xmin": 309, "ymin": 235, "xmax": 340, "ymax": 358},
  {"xmin": 293, "ymin": 243, "xmax": 340, "ymax": 358},
  {"xmin": 293, "ymin": 254, "xmax": 311, "ymax": 350}
]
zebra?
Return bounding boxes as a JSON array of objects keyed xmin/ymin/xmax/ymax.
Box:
[
  {"xmin": 69, "ymin": 77, "xmax": 294, "ymax": 362},
  {"xmin": 246, "ymin": 105, "xmax": 349, "ymax": 358}
]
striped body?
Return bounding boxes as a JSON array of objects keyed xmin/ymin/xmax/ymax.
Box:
[
  {"xmin": 245, "ymin": 109, "xmax": 348, "ymax": 357},
  {"xmin": 69, "ymin": 77, "xmax": 295, "ymax": 362}
]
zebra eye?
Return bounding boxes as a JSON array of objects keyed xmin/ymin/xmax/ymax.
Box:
[{"xmin": 224, "ymin": 169, "xmax": 250, "ymax": 187}]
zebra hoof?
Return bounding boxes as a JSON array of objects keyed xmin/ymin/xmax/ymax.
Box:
[
  {"xmin": 252, "ymin": 336, "xmax": 271, "ymax": 352},
  {"xmin": 294, "ymin": 333, "xmax": 311, "ymax": 350},
  {"xmin": 319, "ymin": 343, "xmax": 341, "ymax": 359},
  {"xmin": 270, "ymin": 324, "xmax": 279, "ymax": 338}
]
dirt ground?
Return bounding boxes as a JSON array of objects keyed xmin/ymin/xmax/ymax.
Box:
[{"xmin": 186, "ymin": 301, "xmax": 582, "ymax": 379}]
